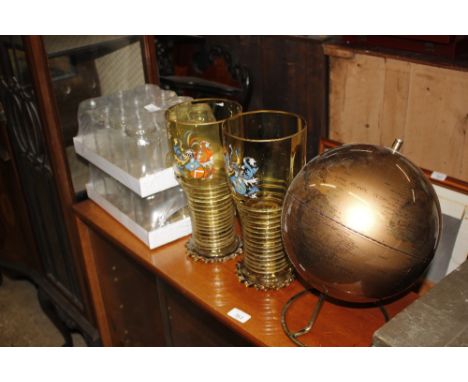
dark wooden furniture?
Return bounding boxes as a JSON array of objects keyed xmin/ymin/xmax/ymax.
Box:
[
  {"xmin": 206, "ymin": 36, "xmax": 329, "ymax": 160},
  {"xmin": 74, "ymin": 199, "xmax": 418, "ymax": 347},
  {"xmin": 157, "ymin": 36, "xmax": 329, "ymax": 160},
  {"xmin": 157, "ymin": 39, "xmax": 252, "ymax": 109},
  {"xmin": 0, "ymin": 105, "xmax": 39, "ymax": 271},
  {"xmin": 0, "ymin": 35, "xmax": 158, "ymax": 346}
]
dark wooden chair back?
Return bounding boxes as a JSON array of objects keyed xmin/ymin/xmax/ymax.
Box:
[{"xmin": 158, "ymin": 41, "xmax": 252, "ymax": 109}]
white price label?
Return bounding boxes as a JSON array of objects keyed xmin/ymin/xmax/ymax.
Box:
[
  {"xmin": 144, "ymin": 103, "xmax": 161, "ymax": 112},
  {"xmin": 430, "ymin": 171, "xmax": 447, "ymax": 181},
  {"xmin": 227, "ymin": 308, "xmax": 251, "ymax": 323}
]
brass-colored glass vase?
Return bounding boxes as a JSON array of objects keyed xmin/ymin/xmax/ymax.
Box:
[
  {"xmin": 222, "ymin": 111, "xmax": 307, "ymax": 289},
  {"xmin": 166, "ymin": 99, "xmax": 243, "ymax": 262}
]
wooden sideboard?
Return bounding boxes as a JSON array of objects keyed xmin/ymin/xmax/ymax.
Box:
[{"xmin": 74, "ymin": 200, "xmax": 418, "ymax": 347}]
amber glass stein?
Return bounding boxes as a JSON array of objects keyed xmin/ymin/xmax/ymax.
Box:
[
  {"xmin": 166, "ymin": 99, "xmax": 243, "ymax": 262},
  {"xmin": 222, "ymin": 111, "xmax": 307, "ymax": 289}
]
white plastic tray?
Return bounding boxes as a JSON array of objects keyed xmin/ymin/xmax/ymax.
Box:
[
  {"xmin": 74, "ymin": 135, "xmax": 178, "ymax": 198},
  {"xmin": 86, "ymin": 183, "xmax": 192, "ymax": 249}
]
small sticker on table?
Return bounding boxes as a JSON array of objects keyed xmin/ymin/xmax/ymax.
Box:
[
  {"xmin": 144, "ymin": 103, "xmax": 161, "ymax": 112},
  {"xmin": 228, "ymin": 308, "xmax": 251, "ymax": 323},
  {"xmin": 430, "ymin": 171, "xmax": 447, "ymax": 181}
]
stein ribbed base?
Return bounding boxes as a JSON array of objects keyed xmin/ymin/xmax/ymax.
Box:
[
  {"xmin": 235, "ymin": 195, "xmax": 294, "ymax": 290},
  {"xmin": 180, "ymin": 176, "xmax": 241, "ymax": 263}
]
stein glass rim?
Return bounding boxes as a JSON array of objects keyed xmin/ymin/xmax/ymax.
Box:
[
  {"xmin": 223, "ymin": 110, "xmax": 307, "ymax": 143},
  {"xmin": 165, "ymin": 98, "xmax": 242, "ymax": 127}
]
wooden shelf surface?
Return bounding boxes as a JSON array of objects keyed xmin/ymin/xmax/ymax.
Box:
[{"xmin": 74, "ymin": 200, "xmax": 418, "ymax": 347}]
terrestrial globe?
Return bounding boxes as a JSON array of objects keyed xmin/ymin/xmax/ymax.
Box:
[{"xmin": 281, "ymin": 142, "xmax": 442, "ymax": 303}]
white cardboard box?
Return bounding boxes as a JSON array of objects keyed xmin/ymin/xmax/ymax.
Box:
[
  {"xmin": 86, "ymin": 183, "xmax": 192, "ymax": 249},
  {"xmin": 74, "ymin": 135, "xmax": 178, "ymax": 198}
]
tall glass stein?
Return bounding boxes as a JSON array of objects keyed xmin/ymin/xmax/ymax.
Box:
[
  {"xmin": 166, "ymin": 99, "xmax": 243, "ymax": 262},
  {"xmin": 222, "ymin": 111, "xmax": 307, "ymax": 289}
]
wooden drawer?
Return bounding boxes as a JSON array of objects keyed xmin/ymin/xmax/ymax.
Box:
[
  {"xmin": 82, "ymin": 228, "xmax": 166, "ymax": 346},
  {"xmin": 160, "ymin": 280, "xmax": 252, "ymax": 347}
]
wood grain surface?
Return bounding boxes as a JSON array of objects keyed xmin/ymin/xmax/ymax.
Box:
[
  {"xmin": 74, "ymin": 200, "xmax": 418, "ymax": 347},
  {"xmin": 326, "ymin": 43, "xmax": 468, "ymax": 182}
]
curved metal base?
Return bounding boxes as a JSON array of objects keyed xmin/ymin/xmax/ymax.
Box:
[
  {"xmin": 236, "ymin": 261, "xmax": 295, "ymax": 291},
  {"xmin": 186, "ymin": 236, "xmax": 243, "ymax": 263},
  {"xmin": 281, "ymin": 289, "xmax": 390, "ymax": 347}
]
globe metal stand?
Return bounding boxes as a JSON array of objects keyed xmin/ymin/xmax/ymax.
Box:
[{"xmin": 281, "ymin": 289, "xmax": 390, "ymax": 347}]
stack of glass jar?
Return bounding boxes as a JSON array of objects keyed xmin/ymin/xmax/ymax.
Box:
[{"xmin": 74, "ymin": 84, "xmax": 192, "ymax": 248}]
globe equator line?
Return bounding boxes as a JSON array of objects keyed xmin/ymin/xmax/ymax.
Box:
[{"xmin": 285, "ymin": 193, "xmax": 419, "ymax": 260}]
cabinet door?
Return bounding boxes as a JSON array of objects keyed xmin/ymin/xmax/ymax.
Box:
[
  {"xmin": 80, "ymin": 226, "xmax": 167, "ymax": 346},
  {"xmin": 0, "ymin": 105, "xmax": 39, "ymax": 272},
  {"xmin": 0, "ymin": 37, "xmax": 86, "ymax": 308},
  {"xmin": 160, "ymin": 280, "xmax": 252, "ymax": 347},
  {"xmin": 0, "ymin": 36, "xmax": 159, "ymax": 344}
]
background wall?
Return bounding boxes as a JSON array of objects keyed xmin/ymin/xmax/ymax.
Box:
[{"xmin": 326, "ymin": 43, "xmax": 468, "ymax": 182}]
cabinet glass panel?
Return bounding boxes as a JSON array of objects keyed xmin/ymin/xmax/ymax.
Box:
[
  {"xmin": 0, "ymin": 36, "xmax": 84, "ymax": 303},
  {"xmin": 43, "ymin": 36, "xmax": 147, "ymax": 197}
]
